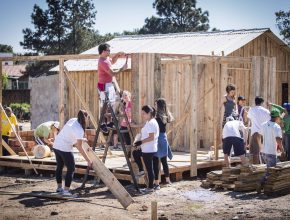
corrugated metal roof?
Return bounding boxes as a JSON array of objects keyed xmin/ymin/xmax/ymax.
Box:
[{"xmin": 52, "ymin": 28, "xmax": 283, "ymax": 72}]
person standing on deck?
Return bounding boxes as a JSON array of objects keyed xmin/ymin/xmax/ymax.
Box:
[
  {"xmin": 97, "ymin": 43, "xmax": 128, "ymax": 133},
  {"xmin": 222, "ymin": 84, "xmax": 237, "ymax": 128},
  {"xmin": 153, "ymin": 98, "xmax": 174, "ymax": 189},
  {"xmin": 248, "ymin": 96, "xmax": 270, "ymax": 164}
]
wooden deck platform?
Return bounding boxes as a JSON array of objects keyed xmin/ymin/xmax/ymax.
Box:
[{"xmin": 0, "ymin": 149, "xmax": 237, "ymax": 183}]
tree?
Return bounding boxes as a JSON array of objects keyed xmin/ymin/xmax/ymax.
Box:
[
  {"xmin": 0, "ymin": 44, "xmax": 13, "ymax": 53},
  {"xmin": 139, "ymin": 0, "xmax": 210, "ymax": 34},
  {"xmin": 276, "ymin": 9, "xmax": 290, "ymax": 45},
  {"xmin": 20, "ymin": 0, "xmax": 98, "ymax": 76}
]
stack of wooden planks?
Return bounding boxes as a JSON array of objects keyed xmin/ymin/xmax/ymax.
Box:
[
  {"xmin": 264, "ymin": 162, "xmax": 290, "ymax": 195},
  {"xmin": 201, "ymin": 165, "xmax": 266, "ymax": 191}
]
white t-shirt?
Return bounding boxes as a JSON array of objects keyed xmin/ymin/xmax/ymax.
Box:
[
  {"xmin": 248, "ymin": 106, "xmax": 270, "ymax": 135},
  {"xmin": 222, "ymin": 120, "xmax": 246, "ymax": 139},
  {"xmin": 141, "ymin": 118, "xmax": 159, "ymax": 153},
  {"xmin": 53, "ymin": 118, "xmax": 84, "ymax": 152},
  {"xmin": 259, "ymin": 121, "xmax": 282, "ymax": 155}
]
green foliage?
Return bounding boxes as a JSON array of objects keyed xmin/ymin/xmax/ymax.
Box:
[
  {"xmin": 139, "ymin": 0, "xmax": 210, "ymax": 34},
  {"xmin": 2, "ymin": 73, "xmax": 9, "ymax": 89},
  {"xmin": 21, "ymin": 0, "xmax": 99, "ymax": 77},
  {"xmin": 276, "ymin": 9, "xmax": 290, "ymax": 45},
  {"xmin": 9, "ymin": 103, "xmax": 31, "ymax": 120},
  {"xmin": 0, "ymin": 44, "xmax": 13, "ymax": 53}
]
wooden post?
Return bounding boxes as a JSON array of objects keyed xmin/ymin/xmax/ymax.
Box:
[
  {"xmin": 151, "ymin": 201, "xmax": 158, "ymax": 220},
  {"xmin": 190, "ymin": 55, "xmax": 198, "ymax": 177},
  {"xmin": 131, "ymin": 53, "xmax": 141, "ymax": 124},
  {"xmin": 154, "ymin": 54, "xmax": 162, "ymax": 100},
  {"xmin": 0, "ymin": 63, "xmax": 2, "ymax": 156},
  {"xmin": 250, "ymin": 57, "xmax": 261, "ymax": 106},
  {"xmin": 269, "ymin": 57, "xmax": 276, "ymax": 103},
  {"xmin": 59, "ymin": 58, "xmax": 65, "ymax": 128}
]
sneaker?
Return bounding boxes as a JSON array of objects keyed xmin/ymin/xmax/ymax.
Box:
[
  {"xmin": 136, "ymin": 171, "xmax": 145, "ymax": 177},
  {"xmin": 140, "ymin": 188, "xmax": 154, "ymax": 194},
  {"xmin": 62, "ymin": 190, "xmax": 73, "ymax": 197},
  {"xmin": 100, "ymin": 123, "xmax": 109, "ymax": 134},
  {"xmin": 106, "ymin": 122, "xmax": 115, "ymax": 130},
  {"xmin": 256, "ymin": 183, "xmax": 263, "ymax": 194},
  {"xmin": 56, "ymin": 187, "xmax": 64, "ymax": 194},
  {"xmin": 153, "ymin": 184, "xmax": 161, "ymax": 190}
]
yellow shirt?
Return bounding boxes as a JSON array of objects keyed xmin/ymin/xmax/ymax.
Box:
[{"xmin": 1, "ymin": 111, "xmax": 18, "ymax": 136}]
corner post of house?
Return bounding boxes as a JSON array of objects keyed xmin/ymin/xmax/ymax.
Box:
[
  {"xmin": 250, "ymin": 56, "xmax": 262, "ymax": 106},
  {"xmin": 131, "ymin": 53, "xmax": 141, "ymax": 124},
  {"xmin": 190, "ymin": 55, "xmax": 198, "ymax": 177},
  {"xmin": 59, "ymin": 58, "xmax": 65, "ymax": 128},
  {"xmin": 0, "ymin": 64, "xmax": 2, "ymax": 156}
]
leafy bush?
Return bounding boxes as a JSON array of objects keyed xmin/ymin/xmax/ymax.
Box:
[{"xmin": 9, "ymin": 103, "xmax": 30, "ymax": 120}]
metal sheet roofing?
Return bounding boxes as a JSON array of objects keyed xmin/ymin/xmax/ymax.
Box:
[{"xmin": 51, "ymin": 28, "xmax": 286, "ymax": 72}]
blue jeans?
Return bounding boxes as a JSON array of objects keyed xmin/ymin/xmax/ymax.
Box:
[
  {"xmin": 260, "ymin": 153, "xmax": 277, "ymax": 185},
  {"xmin": 285, "ymin": 134, "xmax": 290, "ymax": 161}
]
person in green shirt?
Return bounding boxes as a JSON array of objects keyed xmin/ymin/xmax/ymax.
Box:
[
  {"xmin": 283, "ymin": 103, "xmax": 290, "ymax": 161},
  {"xmin": 34, "ymin": 121, "xmax": 60, "ymax": 147}
]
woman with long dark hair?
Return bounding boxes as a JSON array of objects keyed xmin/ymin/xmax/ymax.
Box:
[
  {"xmin": 153, "ymin": 98, "xmax": 174, "ymax": 188},
  {"xmin": 133, "ymin": 105, "xmax": 159, "ymax": 193},
  {"xmin": 53, "ymin": 110, "xmax": 92, "ymax": 196}
]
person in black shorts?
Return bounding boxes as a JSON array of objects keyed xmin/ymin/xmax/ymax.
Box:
[{"xmin": 222, "ymin": 116, "xmax": 247, "ymax": 167}]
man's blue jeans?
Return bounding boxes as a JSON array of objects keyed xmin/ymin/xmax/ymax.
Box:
[{"xmin": 260, "ymin": 153, "xmax": 277, "ymax": 185}]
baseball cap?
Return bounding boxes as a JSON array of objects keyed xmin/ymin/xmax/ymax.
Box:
[
  {"xmin": 270, "ymin": 109, "xmax": 281, "ymax": 118},
  {"xmin": 53, "ymin": 121, "xmax": 60, "ymax": 129},
  {"xmin": 238, "ymin": 96, "xmax": 246, "ymax": 101}
]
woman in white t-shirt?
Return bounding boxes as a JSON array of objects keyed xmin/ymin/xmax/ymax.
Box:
[
  {"xmin": 133, "ymin": 105, "xmax": 159, "ymax": 192},
  {"xmin": 53, "ymin": 110, "xmax": 92, "ymax": 196}
]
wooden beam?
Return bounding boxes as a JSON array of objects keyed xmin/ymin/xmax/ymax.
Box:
[
  {"xmin": 151, "ymin": 201, "xmax": 158, "ymax": 220},
  {"xmin": 59, "ymin": 58, "xmax": 65, "ymax": 128},
  {"xmin": 2, "ymin": 140, "xmax": 16, "ymax": 155},
  {"xmin": 250, "ymin": 57, "xmax": 261, "ymax": 106},
  {"xmin": 131, "ymin": 53, "xmax": 141, "ymax": 124},
  {"xmin": 80, "ymin": 141, "xmax": 134, "ymax": 209},
  {"xmin": 0, "ymin": 64, "xmax": 2, "ymax": 156},
  {"xmin": 190, "ymin": 55, "xmax": 198, "ymax": 177},
  {"xmin": 154, "ymin": 54, "xmax": 162, "ymax": 100},
  {"xmin": 269, "ymin": 57, "xmax": 276, "ymax": 103}
]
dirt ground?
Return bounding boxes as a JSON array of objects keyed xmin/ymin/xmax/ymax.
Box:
[{"xmin": 0, "ymin": 170, "xmax": 290, "ymax": 220}]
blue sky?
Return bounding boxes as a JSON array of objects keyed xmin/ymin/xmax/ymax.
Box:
[{"xmin": 0, "ymin": 0, "xmax": 289, "ymax": 53}]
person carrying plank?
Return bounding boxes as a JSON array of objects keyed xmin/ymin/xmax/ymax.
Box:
[
  {"xmin": 257, "ymin": 109, "xmax": 284, "ymax": 193},
  {"xmin": 97, "ymin": 43, "xmax": 127, "ymax": 133},
  {"xmin": 247, "ymin": 96, "xmax": 270, "ymax": 164},
  {"xmin": 34, "ymin": 121, "xmax": 60, "ymax": 147},
  {"xmin": 53, "ymin": 110, "xmax": 92, "ymax": 196},
  {"xmin": 1, "ymin": 107, "xmax": 19, "ymax": 156}
]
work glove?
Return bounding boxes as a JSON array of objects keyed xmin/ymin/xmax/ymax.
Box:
[{"xmin": 134, "ymin": 140, "xmax": 142, "ymax": 147}]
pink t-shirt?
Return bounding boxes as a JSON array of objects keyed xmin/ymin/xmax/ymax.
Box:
[
  {"xmin": 98, "ymin": 57, "xmax": 113, "ymax": 84},
  {"xmin": 121, "ymin": 101, "xmax": 132, "ymax": 127}
]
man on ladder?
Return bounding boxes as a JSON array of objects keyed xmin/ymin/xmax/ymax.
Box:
[
  {"xmin": 81, "ymin": 44, "xmax": 139, "ymax": 190},
  {"xmin": 97, "ymin": 43, "xmax": 128, "ymax": 133}
]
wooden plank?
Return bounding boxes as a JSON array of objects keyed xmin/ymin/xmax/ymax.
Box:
[
  {"xmin": 151, "ymin": 201, "xmax": 158, "ymax": 220},
  {"xmin": 269, "ymin": 57, "xmax": 277, "ymax": 103},
  {"xmin": 131, "ymin": 53, "xmax": 141, "ymax": 124},
  {"xmin": 2, "ymin": 140, "xmax": 16, "ymax": 155},
  {"xmin": 190, "ymin": 55, "xmax": 198, "ymax": 177},
  {"xmin": 250, "ymin": 57, "xmax": 261, "ymax": 106},
  {"xmin": 154, "ymin": 54, "xmax": 162, "ymax": 100},
  {"xmin": 80, "ymin": 141, "xmax": 134, "ymax": 209},
  {"xmin": 59, "ymin": 58, "xmax": 65, "ymax": 128}
]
